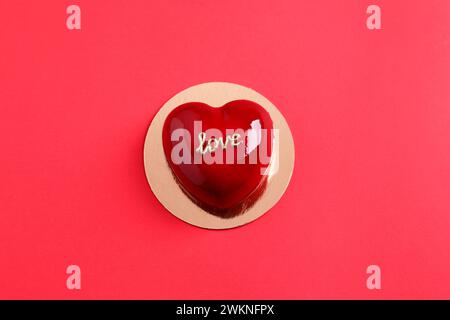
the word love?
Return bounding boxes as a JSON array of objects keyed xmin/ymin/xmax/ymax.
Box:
[{"xmin": 195, "ymin": 132, "xmax": 242, "ymax": 155}]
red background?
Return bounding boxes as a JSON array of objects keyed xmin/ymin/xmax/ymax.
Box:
[{"xmin": 1, "ymin": 0, "xmax": 449, "ymax": 299}]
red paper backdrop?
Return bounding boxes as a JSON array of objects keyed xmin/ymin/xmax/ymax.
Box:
[{"xmin": 0, "ymin": 0, "xmax": 449, "ymax": 299}]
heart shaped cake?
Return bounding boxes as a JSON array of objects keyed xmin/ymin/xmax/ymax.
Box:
[{"xmin": 162, "ymin": 100, "xmax": 274, "ymax": 218}]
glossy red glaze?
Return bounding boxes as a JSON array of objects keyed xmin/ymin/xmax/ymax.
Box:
[{"xmin": 162, "ymin": 100, "xmax": 274, "ymax": 218}]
